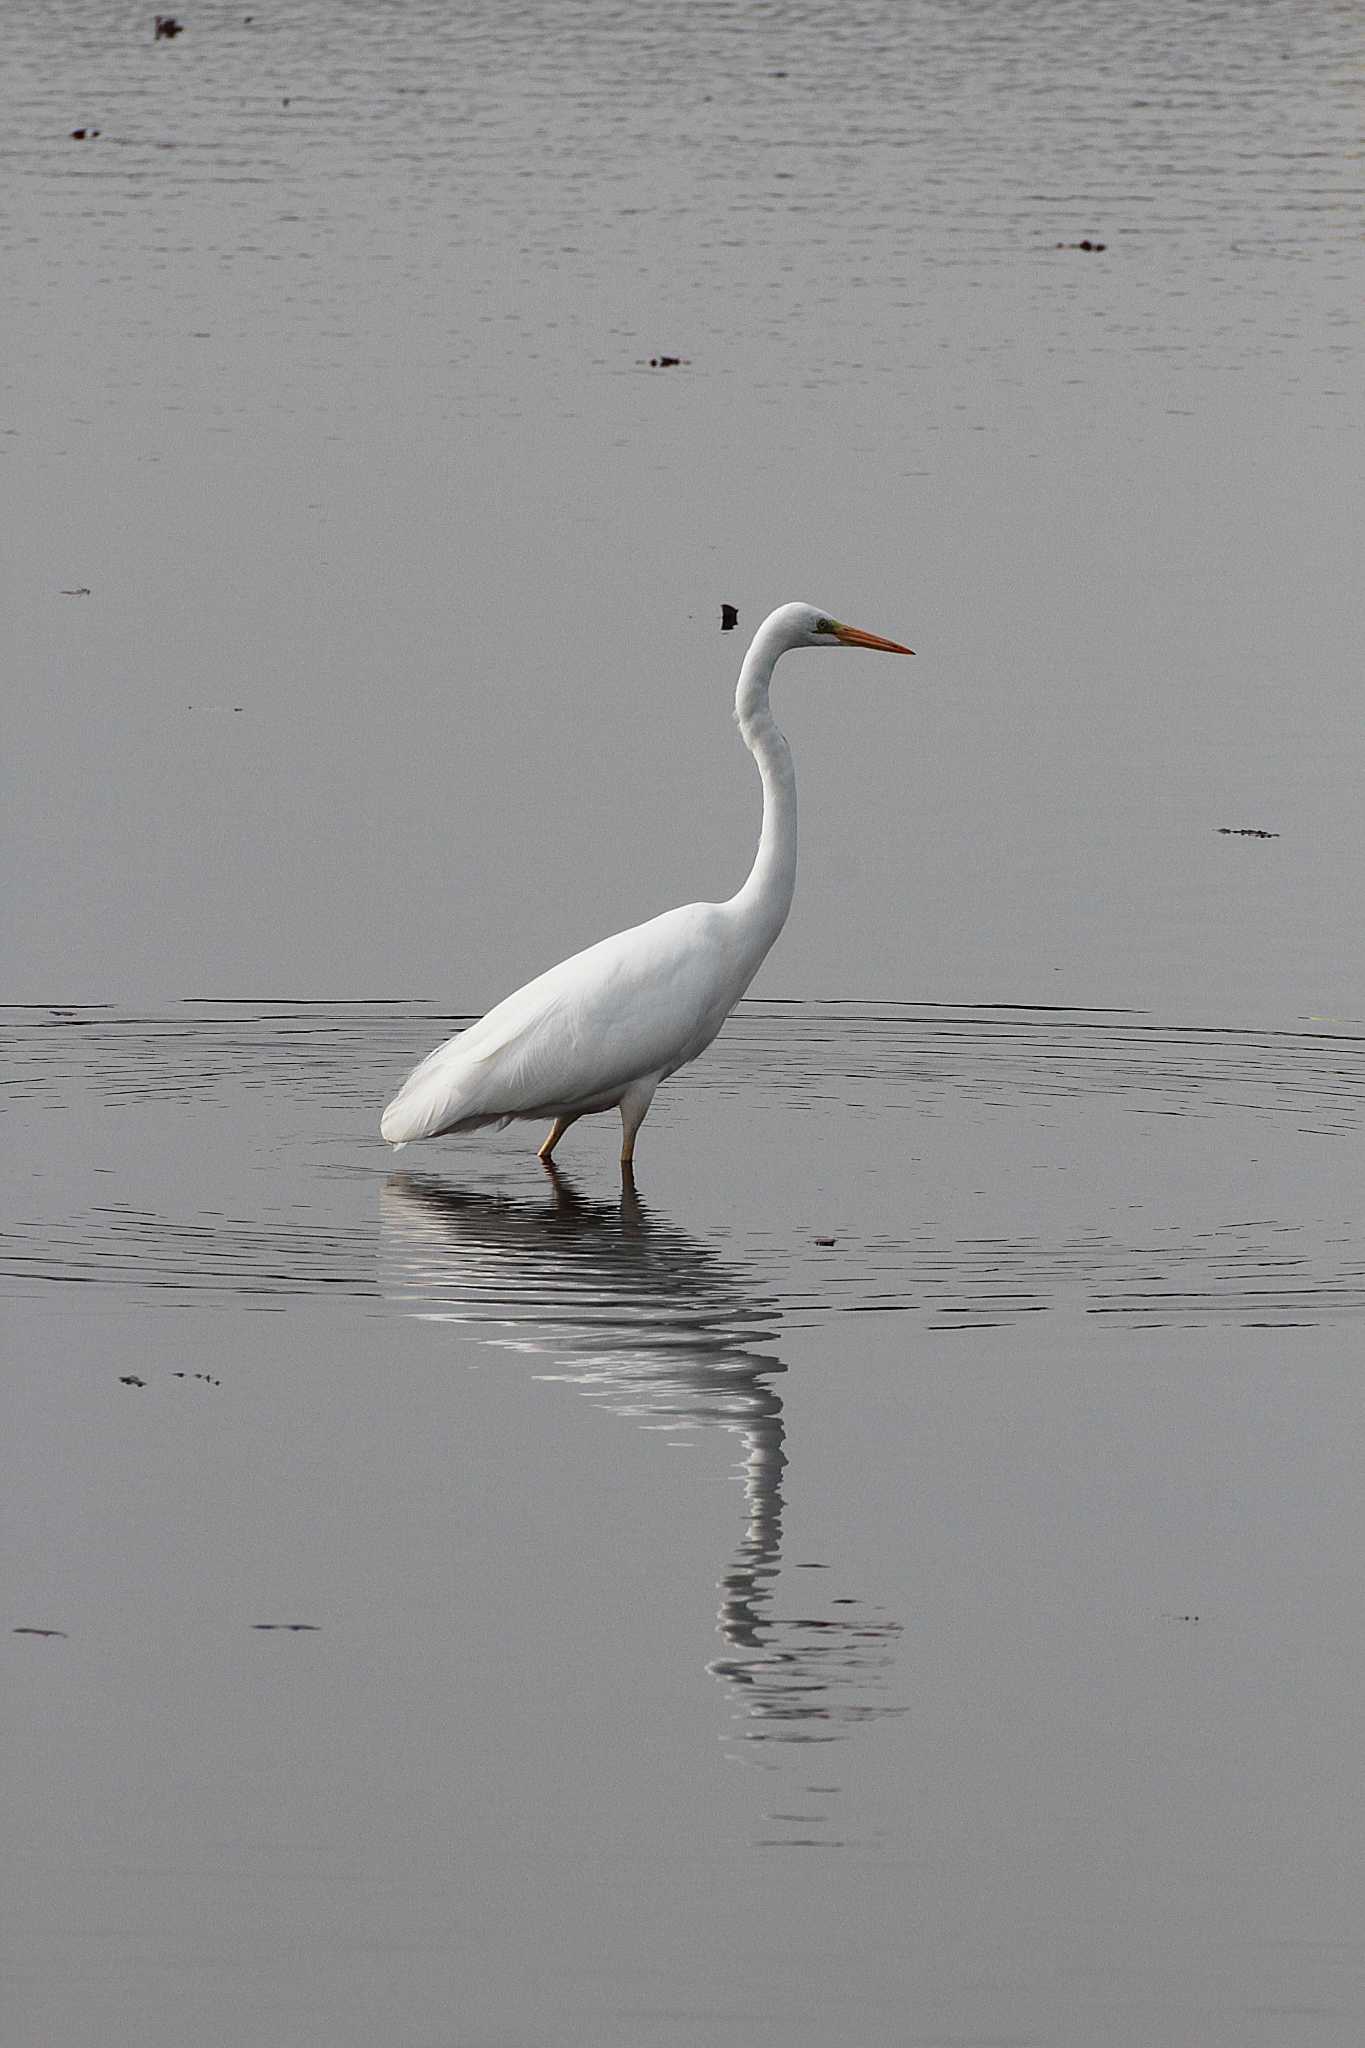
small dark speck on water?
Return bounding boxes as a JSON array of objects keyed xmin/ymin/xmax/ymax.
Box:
[
  {"xmin": 59, "ymin": 586, "xmax": 91, "ymax": 596},
  {"xmin": 721, "ymin": 603, "xmax": 738, "ymax": 631},
  {"xmin": 14, "ymin": 1627, "xmax": 68, "ymax": 1638},
  {"xmin": 647, "ymin": 355, "xmax": 685, "ymax": 368},
  {"xmin": 154, "ymin": 15, "xmax": 184, "ymax": 39},
  {"xmin": 1057, "ymin": 237, "xmax": 1106, "ymax": 251},
  {"xmin": 1218, "ymin": 826, "xmax": 1279, "ymax": 838},
  {"xmin": 253, "ymin": 1623, "xmax": 321, "ymax": 1632},
  {"xmin": 69, "ymin": 128, "xmax": 99, "ymax": 141},
  {"xmin": 814, "ymin": 1235, "xmax": 836, "ymax": 1246},
  {"xmin": 119, "ymin": 1375, "xmax": 146, "ymax": 1388}
]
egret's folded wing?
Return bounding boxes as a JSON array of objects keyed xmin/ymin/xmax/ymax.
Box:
[
  {"xmin": 380, "ymin": 981, "xmax": 568, "ymax": 1144},
  {"xmin": 379, "ymin": 900, "xmax": 734, "ymax": 1146}
]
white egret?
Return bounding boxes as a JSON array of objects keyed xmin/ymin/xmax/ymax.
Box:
[{"xmin": 381, "ymin": 602, "xmax": 913, "ymax": 1166}]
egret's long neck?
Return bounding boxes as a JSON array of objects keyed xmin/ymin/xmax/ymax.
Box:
[{"xmin": 728, "ymin": 629, "xmax": 797, "ymax": 946}]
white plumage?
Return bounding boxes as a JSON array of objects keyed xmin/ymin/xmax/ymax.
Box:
[{"xmin": 381, "ymin": 601, "xmax": 912, "ymax": 1166}]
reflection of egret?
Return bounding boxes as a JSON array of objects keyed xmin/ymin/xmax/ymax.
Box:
[{"xmin": 380, "ymin": 1169, "xmax": 901, "ymax": 1750}]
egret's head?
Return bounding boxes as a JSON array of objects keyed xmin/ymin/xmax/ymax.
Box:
[{"xmin": 769, "ymin": 601, "xmax": 914, "ymax": 656}]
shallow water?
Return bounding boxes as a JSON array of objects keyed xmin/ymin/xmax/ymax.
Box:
[
  {"xmin": 7, "ymin": 1002, "xmax": 1365, "ymax": 2044},
  {"xmin": 7, "ymin": 999, "xmax": 1365, "ymax": 1327},
  {"xmin": 5, "ymin": 0, "xmax": 1362, "ymax": 1014},
  {"xmin": 5, "ymin": 0, "xmax": 1364, "ymax": 2041}
]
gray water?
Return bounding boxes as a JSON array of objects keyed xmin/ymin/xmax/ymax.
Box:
[{"xmin": 4, "ymin": 3, "xmax": 1364, "ymax": 2044}]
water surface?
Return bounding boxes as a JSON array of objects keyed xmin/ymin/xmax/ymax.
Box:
[
  {"xmin": 4, "ymin": 1, "xmax": 1364, "ymax": 2042},
  {"xmin": 7, "ymin": 1001, "xmax": 1365, "ymax": 2043},
  {"xmin": 4, "ymin": 0, "xmax": 1361, "ymax": 1014}
]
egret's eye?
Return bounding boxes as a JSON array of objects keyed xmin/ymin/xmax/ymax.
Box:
[{"xmin": 814, "ymin": 617, "xmax": 836, "ymax": 635}]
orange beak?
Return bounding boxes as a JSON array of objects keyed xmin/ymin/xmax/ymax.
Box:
[{"xmin": 832, "ymin": 621, "xmax": 915, "ymax": 655}]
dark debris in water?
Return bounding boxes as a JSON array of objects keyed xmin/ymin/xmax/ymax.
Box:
[
  {"xmin": 721, "ymin": 603, "xmax": 738, "ymax": 632},
  {"xmin": 14, "ymin": 1627, "xmax": 68, "ymax": 1638},
  {"xmin": 646, "ymin": 354, "xmax": 687, "ymax": 368},
  {"xmin": 1056, "ymin": 238, "xmax": 1105, "ymax": 251},
  {"xmin": 117, "ymin": 1371, "xmax": 221, "ymax": 1387},
  {"xmin": 154, "ymin": 15, "xmax": 184, "ymax": 38},
  {"xmin": 1218, "ymin": 826, "xmax": 1279, "ymax": 838},
  {"xmin": 69, "ymin": 128, "xmax": 100, "ymax": 141},
  {"xmin": 60, "ymin": 586, "xmax": 91, "ymax": 596},
  {"xmin": 253, "ymin": 1623, "xmax": 320, "ymax": 1632}
]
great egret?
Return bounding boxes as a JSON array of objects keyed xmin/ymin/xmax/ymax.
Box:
[{"xmin": 380, "ymin": 601, "xmax": 913, "ymax": 1165}]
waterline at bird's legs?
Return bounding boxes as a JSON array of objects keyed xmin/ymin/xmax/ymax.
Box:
[{"xmin": 537, "ymin": 1114, "xmax": 579, "ymax": 1162}]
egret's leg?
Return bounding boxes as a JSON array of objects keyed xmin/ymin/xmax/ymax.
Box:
[
  {"xmin": 538, "ymin": 1114, "xmax": 578, "ymax": 1162},
  {"xmin": 619, "ymin": 1079, "xmax": 659, "ymax": 1167}
]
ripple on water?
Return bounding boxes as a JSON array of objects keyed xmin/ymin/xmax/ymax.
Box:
[
  {"xmin": 3, "ymin": 1000, "xmax": 1362, "ymax": 1330},
  {"xmin": 2, "ymin": 0, "xmax": 1357, "ymax": 439},
  {"xmin": 5, "ymin": 997, "xmax": 1360, "ymax": 1829}
]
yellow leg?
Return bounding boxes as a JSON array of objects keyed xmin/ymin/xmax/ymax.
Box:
[
  {"xmin": 538, "ymin": 1114, "xmax": 578, "ymax": 1162},
  {"xmin": 619, "ymin": 1080, "xmax": 659, "ymax": 1168}
]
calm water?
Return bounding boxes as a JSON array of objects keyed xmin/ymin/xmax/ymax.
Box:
[
  {"xmin": 4, "ymin": 2, "xmax": 1364, "ymax": 2043},
  {"xmin": 7, "ymin": 1001, "xmax": 1365, "ymax": 2044},
  {"xmin": 5, "ymin": 0, "xmax": 1362, "ymax": 1012}
]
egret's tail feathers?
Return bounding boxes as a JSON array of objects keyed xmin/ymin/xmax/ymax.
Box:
[
  {"xmin": 380, "ymin": 1093, "xmax": 427, "ymax": 1146},
  {"xmin": 380, "ymin": 1077, "xmax": 514, "ymax": 1146},
  {"xmin": 379, "ymin": 992, "xmax": 566, "ymax": 1145}
]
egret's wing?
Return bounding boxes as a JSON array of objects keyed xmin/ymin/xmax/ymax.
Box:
[{"xmin": 380, "ymin": 903, "xmax": 735, "ymax": 1146}]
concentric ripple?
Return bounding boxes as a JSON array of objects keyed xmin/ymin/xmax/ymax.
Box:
[{"xmin": 4, "ymin": 1000, "xmax": 1361, "ymax": 1330}]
